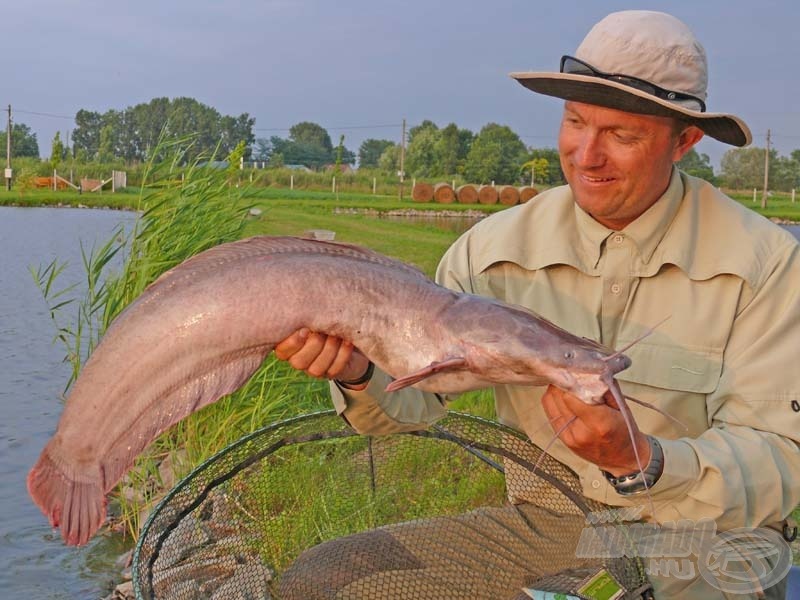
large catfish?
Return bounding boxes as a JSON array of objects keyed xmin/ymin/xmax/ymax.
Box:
[{"xmin": 28, "ymin": 235, "xmax": 637, "ymax": 546}]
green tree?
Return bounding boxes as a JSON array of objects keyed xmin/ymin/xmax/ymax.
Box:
[
  {"xmin": 253, "ymin": 138, "xmax": 272, "ymax": 161},
  {"xmin": 71, "ymin": 98, "xmax": 254, "ymax": 162},
  {"xmin": 358, "ymin": 138, "xmax": 394, "ymax": 168},
  {"xmin": 72, "ymin": 110, "xmax": 103, "ymax": 158},
  {"xmin": 265, "ymin": 122, "xmax": 358, "ymax": 170},
  {"xmin": 524, "ymin": 148, "xmax": 563, "ymax": 184},
  {"xmin": 271, "ymin": 136, "xmax": 331, "ymax": 169},
  {"xmin": 719, "ymin": 147, "xmax": 767, "ymax": 190},
  {"xmin": 269, "ymin": 151, "xmax": 284, "ymax": 168},
  {"xmin": 677, "ymin": 148, "xmax": 715, "ymax": 183},
  {"xmin": 521, "ymin": 158, "xmax": 550, "ymax": 185},
  {"xmin": 50, "ymin": 132, "xmax": 65, "ymax": 171},
  {"xmin": 433, "ymin": 123, "xmax": 461, "ymax": 176},
  {"xmin": 463, "ymin": 123, "xmax": 527, "ymax": 184},
  {"xmin": 378, "ymin": 144, "xmax": 401, "ymax": 172},
  {"xmin": 405, "ymin": 127, "xmax": 439, "ymax": 177},
  {"xmin": 770, "ymin": 154, "xmax": 800, "ymax": 191},
  {"xmin": 97, "ymin": 125, "xmax": 115, "ymax": 163},
  {"xmin": 219, "ymin": 113, "xmax": 255, "ymax": 159},
  {"xmin": 289, "ymin": 122, "xmax": 333, "ymax": 155},
  {"xmin": 0, "ymin": 123, "xmax": 40, "ymax": 158},
  {"xmin": 408, "ymin": 120, "xmax": 438, "ymax": 145}
]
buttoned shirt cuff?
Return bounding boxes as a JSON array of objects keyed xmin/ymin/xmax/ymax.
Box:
[
  {"xmin": 329, "ymin": 368, "xmax": 448, "ymax": 435},
  {"xmin": 647, "ymin": 437, "xmax": 700, "ymax": 500}
]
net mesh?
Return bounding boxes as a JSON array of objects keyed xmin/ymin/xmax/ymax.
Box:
[{"xmin": 133, "ymin": 410, "xmax": 652, "ymax": 599}]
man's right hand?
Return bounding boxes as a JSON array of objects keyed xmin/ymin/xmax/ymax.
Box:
[{"xmin": 274, "ymin": 328, "xmax": 373, "ymax": 390}]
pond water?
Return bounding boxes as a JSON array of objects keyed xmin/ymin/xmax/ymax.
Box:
[
  {"xmin": 0, "ymin": 207, "xmax": 136, "ymax": 599},
  {"xmin": 0, "ymin": 207, "xmax": 797, "ymax": 599}
]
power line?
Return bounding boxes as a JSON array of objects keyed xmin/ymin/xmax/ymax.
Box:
[
  {"xmin": 255, "ymin": 123, "xmax": 401, "ymax": 132},
  {"xmin": 13, "ymin": 108, "xmax": 74, "ymax": 120}
]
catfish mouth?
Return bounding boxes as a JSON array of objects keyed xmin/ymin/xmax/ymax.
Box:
[
  {"xmin": 566, "ymin": 371, "xmax": 613, "ymax": 405},
  {"xmin": 607, "ymin": 353, "xmax": 632, "ymax": 375}
]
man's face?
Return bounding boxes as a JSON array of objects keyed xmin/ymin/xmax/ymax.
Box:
[{"xmin": 558, "ymin": 101, "xmax": 698, "ymax": 230}]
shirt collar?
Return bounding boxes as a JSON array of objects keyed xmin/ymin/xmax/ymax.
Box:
[
  {"xmin": 471, "ymin": 168, "xmax": 781, "ymax": 288},
  {"xmin": 620, "ymin": 167, "xmax": 684, "ymax": 266},
  {"xmin": 473, "ymin": 168, "xmax": 684, "ymax": 276}
]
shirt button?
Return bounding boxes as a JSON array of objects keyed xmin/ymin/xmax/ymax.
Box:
[
  {"xmin": 613, "ymin": 234, "xmax": 624, "ymax": 244},
  {"xmin": 610, "ymin": 283, "xmax": 621, "ymax": 294},
  {"xmin": 592, "ymin": 479, "xmax": 601, "ymax": 489}
]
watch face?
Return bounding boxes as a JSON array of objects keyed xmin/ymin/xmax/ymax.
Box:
[{"xmin": 605, "ymin": 436, "xmax": 664, "ymax": 495}]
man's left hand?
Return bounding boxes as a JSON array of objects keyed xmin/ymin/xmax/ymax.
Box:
[{"xmin": 541, "ymin": 385, "xmax": 651, "ymax": 476}]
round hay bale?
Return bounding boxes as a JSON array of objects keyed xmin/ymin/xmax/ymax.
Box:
[
  {"xmin": 518, "ymin": 186, "xmax": 539, "ymax": 203},
  {"xmin": 477, "ymin": 185, "xmax": 499, "ymax": 205},
  {"xmin": 412, "ymin": 182, "xmax": 434, "ymax": 203},
  {"xmin": 456, "ymin": 184, "xmax": 478, "ymax": 204},
  {"xmin": 433, "ymin": 182, "xmax": 456, "ymax": 204},
  {"xmin": 497, "ymin": 185, "xmax": 520, "ymax": 206}
]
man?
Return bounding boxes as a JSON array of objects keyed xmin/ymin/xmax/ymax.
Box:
[{"xmin": 276, "ymin": 11, "xmax": 800, "ymax": 599}]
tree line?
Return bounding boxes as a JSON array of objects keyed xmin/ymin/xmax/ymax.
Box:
[{"xmin": 4, "ymin": 96, "xmax": 800, "ymax": 190}]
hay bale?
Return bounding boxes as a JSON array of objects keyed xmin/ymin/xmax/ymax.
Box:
[
  {"xmin": 433, "ymin": 182, "xmax": 456, "ymax": 204},
  {"xmin": 477, "ymin": 185, "xmax": 498, "ymax": 205},
  {"xmin": 518, "ymin": 186, "xmax": 539, "ymax": 203},
  {"xmin": 456, "ymin": 184, "xmax": 478, "ymax": 204},
  {"xmin": 412, "ymin": 182, "xmax": 434, "ymax": 203},
  {"xmin": 497, "ymin": 185, "xmax": 520, "ymax": 206}
]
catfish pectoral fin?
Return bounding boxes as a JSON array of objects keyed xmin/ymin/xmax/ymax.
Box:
[
  {"xmin": 384, "ymin": 357, "xmax": 469, "ymax": 392},
  {"xmin": 27, "ymin": 447, "xmax": 106, "ymax": 547}
]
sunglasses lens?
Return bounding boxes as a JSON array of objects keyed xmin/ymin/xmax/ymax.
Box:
[{"xmin": 561, "ymin": 57, "xmax": 595, "ymax": 75}]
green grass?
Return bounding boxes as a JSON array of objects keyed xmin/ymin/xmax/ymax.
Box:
[
  {"xmin": 244, "ymin": 434, "xmax": 506, "ymax": 571},
  {"xmin": 728, "ymin": 189, "xmax": 800, "ymax": 222}
]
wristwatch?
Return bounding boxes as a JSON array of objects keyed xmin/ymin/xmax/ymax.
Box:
[{"xmin": 601, "ymin": 435, "xmax": 664, "ymax": 496}]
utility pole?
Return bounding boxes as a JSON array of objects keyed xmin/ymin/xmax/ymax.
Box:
[
  {"xmin": 398, "ymin": 118, "xmax": 406, "ymax": 201},
  {"xmin": 761, "ymin": 129, "xmax": 770, "ymax": 210},
  {"xmin": 5, "ymin": 104, "xmax": 11, "ymax": 191}
]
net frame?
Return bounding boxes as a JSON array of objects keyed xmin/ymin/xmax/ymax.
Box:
[{"xmin": 132, "ymin": 410, "xmax": 653, "ymax": 599}]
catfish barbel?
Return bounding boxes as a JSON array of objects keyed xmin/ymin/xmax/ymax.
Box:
[{"xmin": 28, "ymin": 235, "xmax": 638, "ymax": 546}]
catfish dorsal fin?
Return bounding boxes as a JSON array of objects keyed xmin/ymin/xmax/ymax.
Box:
[{"xmin": 385, "ymin": 357, "xmax": 468, "ymax": 392}]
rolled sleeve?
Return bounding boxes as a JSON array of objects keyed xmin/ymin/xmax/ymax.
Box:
[{"xmin": 330, "ymin": 368, "xmax": 448, "ymax": 435}]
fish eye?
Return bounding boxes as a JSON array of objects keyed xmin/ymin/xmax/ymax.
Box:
[{"xmin": 564, "ymin": 350, "xmax": 575, "ymax": 360}]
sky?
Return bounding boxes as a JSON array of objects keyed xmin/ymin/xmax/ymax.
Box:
[{"xmin": 4, "ymin": 0, "xmax": 799, "ymax": 170}]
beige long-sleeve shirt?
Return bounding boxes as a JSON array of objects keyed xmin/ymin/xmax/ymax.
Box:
[{"xmin": 331, "ymin": 169, "xmax": 800, "ymax": 533}]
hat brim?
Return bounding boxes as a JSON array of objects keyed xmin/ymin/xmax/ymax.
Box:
[{"xmin": 510, "ymin": 71, "xmax": 751, "ymax": 147}]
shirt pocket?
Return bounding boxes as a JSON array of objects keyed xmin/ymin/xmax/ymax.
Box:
[{"xmin": 616, "ymin": 342, "xmax": 723, "ymax": 395}]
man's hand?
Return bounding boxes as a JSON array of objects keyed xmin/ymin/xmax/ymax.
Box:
[
  {"xmin": 541, "ymin": 385, "xmax": 651, "ymax": 476},
  {"xmin": 274, "ymin": 328, "xmax": 372, "ymax": 390}
]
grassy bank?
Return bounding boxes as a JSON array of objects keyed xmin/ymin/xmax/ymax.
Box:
[{"xmin": 3, "ymin": 182, "xmax": 800, "ymax": 223}]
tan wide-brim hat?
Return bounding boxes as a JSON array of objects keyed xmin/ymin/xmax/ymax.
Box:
[{"xmin": 511, "ymin": 11, "xmax": 752, "ymax": 147}]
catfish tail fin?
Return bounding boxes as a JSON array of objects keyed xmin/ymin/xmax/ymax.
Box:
[{"xmin": 27, "ymin": 446, "xmax": 106, "ymax": 547}]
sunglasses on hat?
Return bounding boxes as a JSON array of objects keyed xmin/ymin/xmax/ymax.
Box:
[{"xmin": 560, "ymin": 55, "xmax": 707, "ymax": 113}]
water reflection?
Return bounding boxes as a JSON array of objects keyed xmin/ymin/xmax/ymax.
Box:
[{"xmin": 378, "ymin": 212, "xmax": 484, "ymax": 233}]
